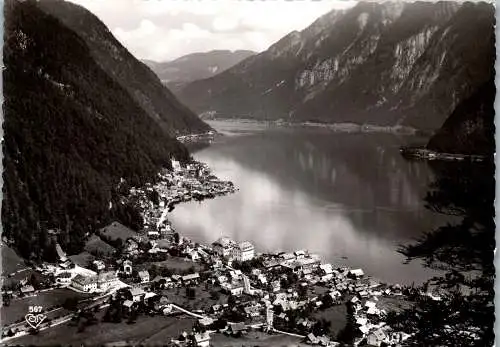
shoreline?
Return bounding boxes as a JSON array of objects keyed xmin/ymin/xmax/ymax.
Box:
[
  {"xmin": 399, "ymin": 146, "xmax": 490, "ymax": 162},
  {"xmin": 201, "ymin": 118, "xmax": 423, "ymax": 136}
]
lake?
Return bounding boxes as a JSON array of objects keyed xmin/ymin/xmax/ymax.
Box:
[{"xmin": 170, "ymin": 120, "xmax": 449, "ymax": 285}]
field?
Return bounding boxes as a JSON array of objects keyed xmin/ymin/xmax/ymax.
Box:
[
  {"xmin": 1, "ymin": 244, "xmax": 26, "ymax": 276},
  {"xmin": 148, "ymin": 257, "xmax": 203, "ymax": 272},
  {"xmin": 100, "ymin": 222, "xmax": 138, "ymax": 242},
  {"xmin": 1, "ymin": 288, "xmax": 93, "ymax": 326},
  {"xmin": 69, "ymin": 251, "xmax": 96, "ymax": 268},
  {"xmin": 211, "ymin": 331, "xmax": 309, "ymax": 347},
  {"xmin": 8, "ymin": 311, "xmax": 195, "ymax": 346},
  {"xmin": 161, "ymin": 284, "xmax": 229, "ymax": 311},
  {"xmin": 84, "ymin": 235, "xmax": 116, "ymax": 256}
]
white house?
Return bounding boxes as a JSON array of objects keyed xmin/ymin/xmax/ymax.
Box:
[
  {"xmin": 71, "ymin": 274, "xmax": 97, "ymax": 292},
  {"xmin": 221, "ymin": 282, "xmax": 244, "ymax": 296},
  {"xmin": 233, "ymin": 241, "xmax": 255, "ymax": 262},
  {"xmin": 193, "ymin": 332, "xmax": 210, "ymax": 347},
  {"xmin": 93, "ymin": 260, "xmax": 105, "ymax": 271},
  {"xmin": 97, "ymin": 271, "xmax": 119, "ymax": 290},
  {"xmin": 138, "ymin": 270, "xmax": 150, "ymax": 283}
]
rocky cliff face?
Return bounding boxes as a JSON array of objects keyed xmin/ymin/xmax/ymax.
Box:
[
  {"xmin": 427, "ymin": 79, "xmax": 495, "ymax": 156},
  {"xmin": 177, "ymin": 1, "xmax": 494, "ymax": 131},
  {"xmin": 143, "ymin": 50, "xmax": 255, "ymax": 93},
  {"xmin": 37, "ymin": 0, "xmax": 210, "ymax": 136}
]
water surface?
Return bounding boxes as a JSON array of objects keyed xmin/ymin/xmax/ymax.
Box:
[{"xmin": 171, "ymin": 121, "xmax": 447, "ymax": 284}]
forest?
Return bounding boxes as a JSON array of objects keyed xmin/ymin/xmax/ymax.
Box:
[{"xmin": 2, "ymin": 0, "xmax": 191, "ymax": 260}]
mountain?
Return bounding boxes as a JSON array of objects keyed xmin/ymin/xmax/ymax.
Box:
[
  {"xmin": 177, "ymin": 1, "xmax": 494, "ymax": 132},
  {"xmin": 143, "ymin": 50, "xmax": 255, "ymax": 93},
  {"xmin": 2, "ymin": 0, "xmax": 204, "ymax": 260},
  {"xmin": 427, "ymin": 79, "xmax": 495, "ymax": 156},
  {"xmin": 36, "ymin": 0, "xmax": 211, "ymax": 137}
]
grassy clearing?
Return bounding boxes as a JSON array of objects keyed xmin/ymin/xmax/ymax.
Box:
[
  {"xmin": 9, "ymin": 311, "xmax": 195, "ymax": 346},
  {"xmin": 162, "ymin": 285, "xmax": 229, "ymax": 312},
  {"xmin": 149, "ymin": 257, "xmax": 203, "ymax": 273},
  {"xmin": 100, "ymin": 222, "xmax": 138, "ymax": 242},
  {"xmin": 84, "ymin": 235, "xmax": 116, "ymax": 256},
  {"xmin": 68, "ymin": 251, "xmax": 96, "ymax": 268}
]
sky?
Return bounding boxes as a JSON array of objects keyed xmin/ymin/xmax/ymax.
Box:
[{"xmin": 67, "ymin": 0, "xmax": 358, "ymax": 62}]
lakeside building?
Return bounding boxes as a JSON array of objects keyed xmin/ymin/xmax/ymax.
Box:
[
  {"xmin": 232, "ymin": 241, "xmax": 255, "ymax": 262},
  {"xmin": 212, "ymin": 237, "xmax": 237, "ymax": 258}
]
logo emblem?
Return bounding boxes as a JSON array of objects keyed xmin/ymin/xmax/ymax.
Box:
[{"xmin": 25, "ymin": 306, "xmax": 46, "ymax": 330}]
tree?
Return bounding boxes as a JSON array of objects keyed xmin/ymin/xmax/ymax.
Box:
[{"xmin": 386, "ymin": 162, "xmax": 494, "ymax": 346}]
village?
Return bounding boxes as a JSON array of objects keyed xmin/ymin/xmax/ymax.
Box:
[{"xmin": 0, "ymin": 158, "xmax": 445, "ymax": 347}]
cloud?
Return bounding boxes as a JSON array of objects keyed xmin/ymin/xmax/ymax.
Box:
[
  {"xmin": 67, "ymin": 0, "xmax": 492, "ymax": 62},
  {"xmin": 67, "ymin": 0, "xmax": 356, "ymax": 61}
]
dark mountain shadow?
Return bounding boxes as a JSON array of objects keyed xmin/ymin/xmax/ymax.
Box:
[{"xmin": 386, "ymin": 160, "xmax": 495, "ymax": 346}]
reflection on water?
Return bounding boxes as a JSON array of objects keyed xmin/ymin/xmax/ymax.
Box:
[{"xmin": 173, "ymin": 121, "xmax": 448, "ymax": 284}]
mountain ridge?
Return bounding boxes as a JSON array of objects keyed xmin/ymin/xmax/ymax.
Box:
[
  {"xmin": 37, "ymin": 0, "xmax": 211, "ymax": 137},
  {"xmin": 143, "ymin": 49, "xmax": 256, "ymax": 93},
  {"xmin": 177, "ymin": 1, "xmax": 494, "ymax": 132}
]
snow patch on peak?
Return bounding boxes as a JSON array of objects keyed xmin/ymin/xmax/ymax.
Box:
[
  {"xmin": 357, "ymin": 13, "xmax": 369, "ymax": 30},
  {"xmin": 381, "ymin": 2, "xmax": 405, "ymax": 25}
]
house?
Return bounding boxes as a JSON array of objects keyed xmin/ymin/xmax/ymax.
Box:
[
  {"xmin": 182, "ymin": 273, "xmax": 200, "ymax": 284},
  {"xmin": 93, "ymin": 260, "xmax": 105, "ymax": 271},
  {"xmin": 366, "ymin": 329, "xmax": 387, "ymax": 346},
  {"xmin": 307, "ymin": 333, "xmax": 320, "ymax": 344},
  {"xmin": 123, "ymin": 260, "xmax": 133, "ymax": 275},
  {"xmin": 171, "ymin": 157, "xmax": 182, "ymax": 173},
  {"xmin": 199, "ymin": 317, "xmax": 215, "ymax": 327},
  {"xmin": 319, "ymin": 264, "xmax": 333, "ymax": 275},
  {"xmin": 294, "ymin": 250, "xmax": 306, "ymax": 258},
  {"xmin": 189, "ymin": 250, "xmax": 200, "ymax": 261},
  {"xmin": 221, "ymin": 282, "xmax": 244, "ymax": 296},
  {"xmin": 212, "ymin": 237, "xmax": 237, "ymax": 258},
  {"xmin": 244, "ymin": 304, "xmax": 262, "ymax": 318},
  {"xmin": 233, "ymin": 241, "xmax": 255, "ymax": 261},
  {"xmin": 349, "ymin": 269, "xmax": 365, "ymax": 278},
  {"xmin": 130, "ymin": 287, "xmax": 146, "ymax": 302},
  {"xmin": 71, "ymin": 275, "xmax": 97, "ymax": 292},
  {"xmin": 97, "ymin": 271, "xmax": 119, "ymax": 290},
  {"xmin": 147, "ymin": 231, "xmax": 160, "ymax": 240},
  {"xmin": 55, "ymin": 272, "xmax": 72, "ymax": 284},
  {"xmin": 228, "ymin": 322, "xmax": 247, "ymax": 336},
  {"xmin": 20, "ymin": 285, "xmax": 35, "ymax": 295},
  {"xmin": 193, "ymin": 332, "xmax": 210, "ymax": 347},
  {"xmin": 138, "ymin": 270, "xmax": 150, "ymax": 283},
  {"xmin": 123, "ymin": 300, "xmax": 134, "ymax": 311}
]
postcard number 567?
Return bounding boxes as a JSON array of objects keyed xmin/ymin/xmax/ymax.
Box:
[{"xmin": 29, "ymin": 306, "xmax": 43, "ymax": 313}]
